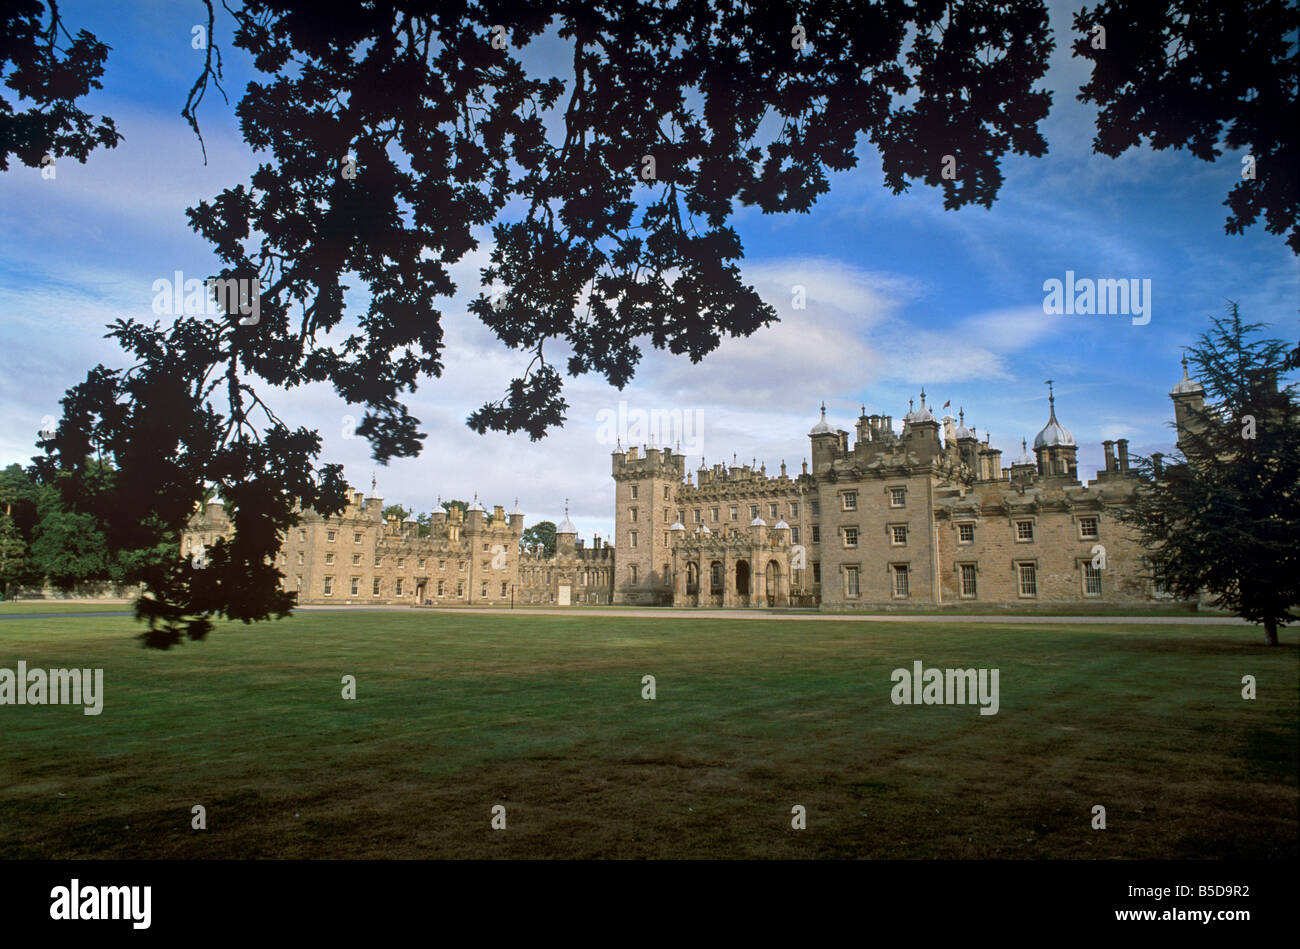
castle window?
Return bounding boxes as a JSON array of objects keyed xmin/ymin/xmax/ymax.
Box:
[
  {"xmin": 350, "ymin": 577, "xmax": 359, "ymax": 596},
  {"xmin": 769, "ymin": 503, "xmax": 778, "ymax": 519},
  {"xmin": 891, "ymin": 525, "xmax": 907, "ymax": 545},
  {"xmin": 811, "ymin": 525, "xmax": 820, "ymax": 543},
  {"xmin": 664, "ymin": 509, "xmax": 668, "ymax": 522},
  {"xmin": 481, "ymin": 583, "xmax": 487, "ymax": 598},
  {"xmin": 842, "ymin": 492, "xmax": 857, "ymax": 511},
  {"xmin": 1079, "ymin": 516, "xmax": 1099, "ymax": 540},
  {"xmin": 1017, "ymin": 562, "xmax": 1038, "ymax": 597},
  {"xmin": 437, "ymin": 580, "xmax": 444, "ymax": 596},
  {"xmin": 352, "ymin": 554, "xmax": 361, "ymax": 565},
  {"xmin": 730, "ymin": 505, "xmax": 738, "ymax": 521},
  {"xmin": 710, "ymin": 562, "xmax": 722, "ymax": 595},
  {"xmin": 749, "ymin": 504, "xmax": 759, "ymax": 520},
  {"xmin": 790, "ymin": 502, "xmax": 799, "ymax": 518},
  {"xmin": 396, "ymin": 579, "xmax": 403, "ymax": 595},
  {"xmin": 711, "ymin": 508, "xmax": 719, "ymax": 522},
  {"xmin": 374, "ymin": 556, "xmax": 381, "ymax": 567},
  {"xmin": 960, "ymin": 564, "xmax": 978, "ymax": 597},
  {"xmin": 457, "ymin": 581, "xmax": 464, "ymax": 596},
  {"xmin": 323, "ymin": 576, "xmax": 333, "ymax": 595},
  {"xmin": 810, "ymin": 500, "xmax": 820, "ymax": 516},
  {"xmin": 1084, "ymin": 562, "xmax": 1102, "ymax": 596},
  {"xmin": 325, "ymin": 553, "xmax": 335, "ymax": 565},
  {"xmin": 295, "ymin": 576, "xmax": 302, "ymax": 593},
  {"xmin": 297, "ymin": 551, "xmax": 304, "ymax": 565},
  {"xmin": 664, "ymin": 533, "xmax": 670, "ymax": 547},
  {"xmin": 630, "ymin": 485, "xmax": 638, "ymax": 499},
  {"xmin": 845, "ymin": 565, "xmax": 860, "ymax": 598},
  {"xmin": 397, "ymin": 557, "xmax": 405, "ymax": 568},
  {"xmin": 630, "ymin": 531, "xmax": 638, "ymax": 548},
  {"xmin": 418, "ymin": 558, "xmax": 426, "ymax": 568},
  {"xmin": 327, "ymin": 530, "xmax": 336, "ymax": 542},
  {"xmin": 890, "ymin": 488, "xmax": 906, "ymax": 508},
  {"xmin": 459, "ymin": 561, "xmax": 465, "ymax": 572},
  {"xmin": 893, "ymin": 564, "xmax": 910, "ymax": 598},
  {"xmin": 791, "ymin": 527, "xmax": 800, "ymax": 544},
  {"xmin": 299, "ymin": 530, "xmax": 306, "ymax": 542},
  {"xmin": 353, "ymin": 532, "xmax": 361, "ymax": 543},
  {"xmin": 663, "ymin": 486, "xmax": 669, "ymax": 500},
  {"xmin": 844, "ymin": 528, "xmax": 859, "ymax": 548},
  {"xmin": 631, "ymin": 507, "xmax": 638, "ymax": 522},
  {"xmin": 959, "ymin": 523, "xmax": 975, "ymax": 544},
  {"xmin": 812, "ymin": 561, "xmax": 821, "ymax": 583},
  {"xmin": 693, "ymin": 509, "xmax": 701, "ymax": 523},
  {"xmin": 631, "ymin": 565, "xmax": 639, "ymax": 584},
  {"xmin": 373, "ymin": 578, "xmax": 381, "ymax": 596},
  {"xmin": 501, "ymin": 581, "xmax": 508, "ymax": 596},
  {"xmin": 1016, "ymin": 520, "xmax": 1034, "ymax": 542},
  {"xmin": 438, "ymin": 560, "xmax": 445, "ymax": 569}
]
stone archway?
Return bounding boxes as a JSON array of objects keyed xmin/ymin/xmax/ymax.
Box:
[
  {"xmin": 735, "ymin": 560, "xmax": 751, "ymax": 598},
  {"xmin": 766, "ymin": 560, "xmax": 779, "ymax": 607}
]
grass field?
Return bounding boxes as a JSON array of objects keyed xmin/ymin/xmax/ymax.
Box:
[{"xmin": 1, "ymin": 610, "xmax": 1295, "ymax": 859}]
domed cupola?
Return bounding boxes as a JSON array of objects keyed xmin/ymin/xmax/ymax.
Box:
[
  {"xmin": 955, "ymin": 408, "xmax": 976, "ymax": 441},
  {"xmin": 1170, "ymin": 354, "xmax": 1204, "ymax": 396},
  {"xmin": 1033, "ymin": 383, "xmax": 1077, "ymax": 450},
  {"xmin": 904, "ymin": 389, "xmax": 936, "ymax": 425},
  {"xmin": 809, "ymin": 402, "xmax": 833, "ymax": 435}
]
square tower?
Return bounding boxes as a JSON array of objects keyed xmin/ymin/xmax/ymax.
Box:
[{"xmin": 612, "ymin": 445, "xmax": 686, "ymax": 604}]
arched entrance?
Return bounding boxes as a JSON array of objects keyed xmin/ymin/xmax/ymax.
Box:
[
  {"xmin": 766, "ymin": 560, "xmax": 779, "ymax": 607},
  {"xmin": 735, "ymin": 560, "xmax": 750, "ymax": 599}
]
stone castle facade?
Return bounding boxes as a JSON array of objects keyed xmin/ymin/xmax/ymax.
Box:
[{"xmin": 186, "ymin": 358, "xmax": 1204, "ymax": 611}]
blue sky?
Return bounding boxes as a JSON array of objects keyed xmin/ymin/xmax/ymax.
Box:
[{"xmin": 1, "ymin": 0, "xmax": 1296, "ymax": 541}]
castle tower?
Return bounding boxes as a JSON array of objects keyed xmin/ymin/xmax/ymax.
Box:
[
  {"xmin": 809, "ymin": 403, "xmax": 840, "ymax": 473},
  {"xmin": 612, "ymin": 444, "xmax": 686, "ymax": 604},
  {"xmin": 1170, "ymin": 354, "xmax": 1206, "ymax": 454},
  {"xmin": 1033, "ymin": 381, "xmax": 1078, "ymax": 479}
]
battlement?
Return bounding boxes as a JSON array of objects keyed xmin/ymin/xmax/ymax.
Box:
[{"xmin": 611, "ymin": 445, "xmax": 688, "ymax": 480}]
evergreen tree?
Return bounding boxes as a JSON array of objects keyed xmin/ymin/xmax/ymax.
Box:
[{"xmin": 1119, "ymin": 304, "xmax": 1299, "ymax": 645}]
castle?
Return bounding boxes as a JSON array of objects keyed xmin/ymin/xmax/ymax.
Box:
[{"xmin": 185, "ymin": 358, "xmax": 1206, "ymax": 610}]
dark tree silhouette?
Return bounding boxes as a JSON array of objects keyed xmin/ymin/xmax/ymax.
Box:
[
  {"xmin": 22, "ymin": 1, "xmax": 1063, "ymax": 645},
  {"xmin": 0, "ymin": 0, "xmax": 122, "ymax": 171},
  {"xmin": 1072, "ymin": 0, "xmax": 1300, "ymax": 252}
]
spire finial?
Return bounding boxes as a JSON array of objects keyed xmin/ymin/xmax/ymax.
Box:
[
  {"xmin": 1181, "ymin": 353, "xmax": 1190, "ymax": 378},
  {"xmin": 371, "ymin": 471, "xmax": 376, "ymax": 493},
  {"xmin": 819, "ymin": 401, "xmax": 826, "ymax": 418},
  {"xmin": 909, "ymin": 398, "xmax": 914, "ymax": 412},
  {"xmin": 920, "ymin": 387, "xmax": 927, "ymax": 406},
  {"xmin": 959, "ymin": 408, "xmax": 965, "ymax": 425},
  {"xmin": 1045, "ymin": 379, "xmax": 1057, "ymax": 421}
]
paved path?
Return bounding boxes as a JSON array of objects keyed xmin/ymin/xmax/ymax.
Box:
[
  {"xmin": 0, "ymin": 605, "xmax": 1250, "ymax": 626},
  {"xmin": 305, "ymin": 605, "xmax": 1249, "ymax": 625}
]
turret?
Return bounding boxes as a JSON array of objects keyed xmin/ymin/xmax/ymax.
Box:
[
  {"xmin": 557, "ymin": 501, "xmax": 577, "ymax": 554},
  {"xmin": 1170, "ymin": 354, "xmax": 1206, "ymax": 454},
  {"xmin": 1033, "ymin": 381, "xmax": 1078, "ymax": 480},
  {"xmin": 809, "ymin": 403, "xmax": 840, "ymax": 472}
]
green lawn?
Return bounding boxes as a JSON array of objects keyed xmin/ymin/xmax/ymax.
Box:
[{"xmin": 0, "ymin": 611, "xmax": 1295, "ymax": 859}]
